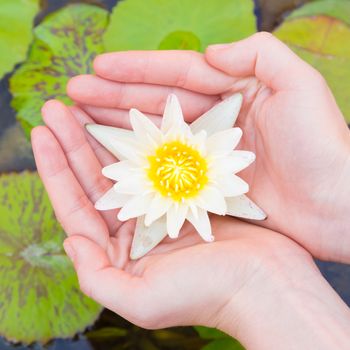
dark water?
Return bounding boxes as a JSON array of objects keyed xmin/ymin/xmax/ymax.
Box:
[
  {"xmin": 0, "ymin": 0, "xmax": 349, "ymax": 349},
  {"xmin": 0, "ymin": 314, "xmax": 204, "ymax": 350}
]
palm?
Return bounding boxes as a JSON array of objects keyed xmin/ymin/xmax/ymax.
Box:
[
  {"xmin": 125, "ymin": 214, "xmax": 313, "ymax": 328},
  {"xmin": 237, "ymin": 86, "xmax": 348, "ymax": 255}
]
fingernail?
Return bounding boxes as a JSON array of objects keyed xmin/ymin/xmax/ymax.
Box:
[
  {"xmin": 63, "ymin": 240, "xmax": 76, "ymax": 262},
  {"xmin": 208, "ymin": 43, "xmax": 232, "ymax": 50}
]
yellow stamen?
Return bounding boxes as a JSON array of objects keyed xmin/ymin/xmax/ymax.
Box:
[{"xmin": 147, "ymin": 141, "xmax": 208, "ymax": 201}]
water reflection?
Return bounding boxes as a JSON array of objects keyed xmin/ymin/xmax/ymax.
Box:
[
  {"xmin": 0, "ymin": 338, "xmax": 93, "ymax": 350},
  {"xmin": 0, "ymin": 124, "xmax": 35, "ymax": 172},
  {"xmin": 0, "ymin": 75, "xmax": 15, "ymax": 138},
  {"xmin": 317, "ymin": 261, "xmax": 350, "ymax": 306}
]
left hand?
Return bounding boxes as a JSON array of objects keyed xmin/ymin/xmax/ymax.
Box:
[
  {"xmin": 30, "ymin": 100, "xmax": 313, "ymax": 331},
  {"xmin": 31, "ymin": 101, "xmax": 350, "ymax": 350}
]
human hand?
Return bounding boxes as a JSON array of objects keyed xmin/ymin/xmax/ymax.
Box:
[
  {"xmin": 31, "ymin": 102, "xmax": 350, "ymax": 350},
  {"xmin": 66, "ymin": 32, "xmax": 350, "ymax": 263}
]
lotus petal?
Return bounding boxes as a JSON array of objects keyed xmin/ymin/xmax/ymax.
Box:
[
  {"xmin": 130, "ymin": 216, "xmax": 167, "ymax": 260},
  {"xmin": 85, "ymin": 124, "xmax": 137, "ymax": 160},
  {"xmin": 226, "ymin": 195, "xmax": 267, "ymax": 220},
  {"xmin": 190, "ymin": 93, "xmax": 243, "ymax": 135},
  {"xmin": 95, "ymin": 187, "xmax": 130, "ymax": 210}
]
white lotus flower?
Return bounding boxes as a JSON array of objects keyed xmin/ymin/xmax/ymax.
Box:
[{"xmin": 86, "ymin": 94, "xmax": 266, "ymax": 259}]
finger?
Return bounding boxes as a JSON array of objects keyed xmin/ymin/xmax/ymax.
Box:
[
  {"xmin": 67, "ymin": 75, "xmax": 219, "ymax": 121},
  {"xmin": 93, "ymin": 50, "xmax": 235, "ymax": 95},
  {"xmin": 205, "ymin": 32, "xmax": 323, "ymax": 91},
  {"xmin": 64, "ymin": 234, "xmax": 152, "ymax": 324},
  {"xmin": 31, "ymin": 126, "xmax": 109, "ymax": 249},
  {"xmin": 42, "ymin": 100, "xmax": 121, "ymax": 233},
  {"xmin": 79, "ymin": 105, "xmax": 161, "ymax": 130},
  {"xmin": 69, "ymin": 106, "xmax": 135, "ymax": 240},
  {"xmin": 68, "ymin": 106, "xmax": 117, "ymax": 167},
  {"xmin": 109, "ymin": 220, "xmax": 134, "ymax": 269}
]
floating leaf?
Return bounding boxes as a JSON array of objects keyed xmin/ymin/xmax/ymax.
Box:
[
  {"xmin": 0, "ymin": 172, "xmax": 102, "ymax": 343},
  {"xmin": 104, "ymin": 0, "xmax": 256, "ymax": 52},
  {"xmin": 195, "ymin": 326, "xmax": 245, "ymax": 350},
  {"xmin": 10, "ymin": 4, "xmax": 109, "ymax": 137},
  {"xmin": 274, "ymin": 2, "xmax": 350, "ymax": 122},
  {"xmin": 202, "ymin": 338, "xmax": 245, "ymax": 350},
  {"xmin": 288, "ymin": 0, "xmax": 350, "ymax": 25},
  {"xmin": 86, "ymin": 327, "xmax": 128, "ymax": 340},
  {"xmin": 195, "ymin": 326, "xmax": 227, "ymax": 340},
  {"xmin": 158, "ymin": 31, "xmax": 202, "ymax": 51},
  {"xmin": 0, "ymin": 0, "xmax": 39, "ymax": 79}
]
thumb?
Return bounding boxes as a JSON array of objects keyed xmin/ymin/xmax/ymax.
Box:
[
  {"xmin": 63, "ymin": 235, "xmax": 110, "ymax": 274},
  {"xmin": 63, "ymin": 235, "xmax": 150, "ymax": 322},
  {"xmin": 205, "ymin": 32, "xmax": 321, "ymax": 91}
]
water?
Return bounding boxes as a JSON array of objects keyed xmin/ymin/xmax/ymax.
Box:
[{"xmin": 0, "ymin": 0, "xmax": 349, "ymax": 349}]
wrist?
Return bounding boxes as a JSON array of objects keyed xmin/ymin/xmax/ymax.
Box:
[
  {"xmin": 215, "ymin": 253, "xmax": 350, "ymax": 350},
  {"xmin": 313, "ymin": 148, "xmax": 350, "ymax": 262}
]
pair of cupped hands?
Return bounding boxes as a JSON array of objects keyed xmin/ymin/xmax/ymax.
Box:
[{"xmin": 32, "ymin": 33, "xmax": 350, "ymax": 349}]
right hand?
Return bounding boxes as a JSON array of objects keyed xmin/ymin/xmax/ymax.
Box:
[{"xmin": 66, "ymin": 32, "xmax": 350, "ymax": 263}]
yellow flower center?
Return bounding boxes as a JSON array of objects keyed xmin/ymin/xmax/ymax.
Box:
[{"xmin": 147, "ymin": 141, "xmax": 208, "ymax": 201}]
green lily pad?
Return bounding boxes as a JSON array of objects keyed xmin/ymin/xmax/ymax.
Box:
[
  {"xmin": 103, "ymin": 0, "xmax": 256, "ymax": 52},
  {"xmin": 195, "ymin": 326, "xmax": 227, "ymax": 340},
  {"xmin": 86, "ymin": 327, "xmax": 128, "ymax": 340},
  {"xmin": 202, "ymin": 338, "xmax": 245, "ymax": 350},
  {"xmin": 288, "ymin": 0, "xmax": 350, "ymax": 25},
  {"xmin": 195, "ymin": 326, "xmax": 245, "ymax": 350},
  {"xmin": 158, "ymin": 31, "xmax": 202, "ymax": 51},
  {"xmin": 0, "ymin": 172, "xmax": 102, "ymax": 344},
  {"xmin": 9, "ymin": 4, "xmax": 109, "ymax": 137},
  {"xmin": 274, "ymin": 2, "xmax": 350, "ymax": 122},
  {"xmin": 0, "ymin": 0, "xmax": 39, "ymax": 79}
]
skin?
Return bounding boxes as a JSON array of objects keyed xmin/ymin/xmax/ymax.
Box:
[
  {"xmin": 31, "ymin": 33, "xmax": 350, "ymax": 349},
  {"xmin": 66, "ymin": 32, "xmax": 350, "ymax": 263}
]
